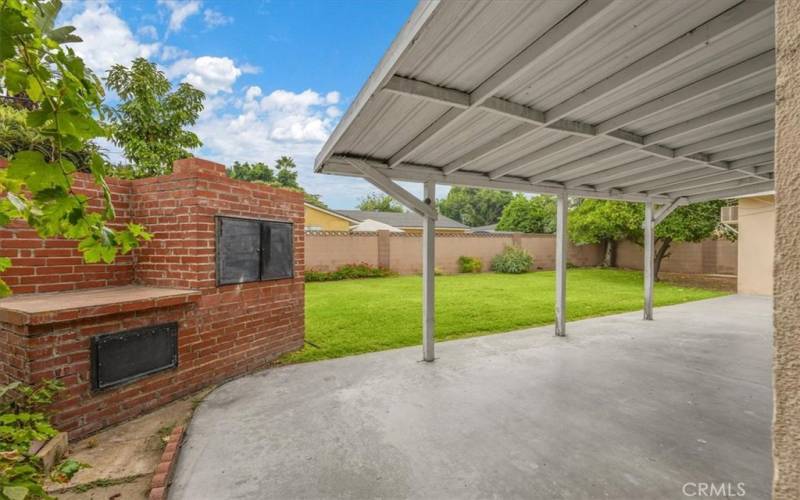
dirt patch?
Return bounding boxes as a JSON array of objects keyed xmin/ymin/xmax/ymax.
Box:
[
  {"xmin": 659, "ymin": 272, "xmax": 737, "ymax": 292},
  {"xmin": 48, "ymin": 388, "xmax": 212, "ymax": 499}
]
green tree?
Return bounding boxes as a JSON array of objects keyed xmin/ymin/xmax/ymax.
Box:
[
  {"xmin": 104, "ymin": 58, "xmax": 204, "ymax": 178},
  {"xmin": 228, "ymin": 161, "xmax": 275, "ymax": 183},
  {"xmin": 569, "ymin": 199, "xmax": 641, "ymax": 267},
  {"xmin": 274, "ymin": 155, "xmax": 299, "ymax": 189},
  {"xmin": 0, "ymin": 0, "xmax": 149, "ymax": 297},
  {"xmin": 0, "ymin": 104, "xmax": 99, "ymax": 171},
  {"xmin": 358, "ymin": 192, "xmax": 403, "ymax": 212},
  {"xmin": 227, "ymin": 157, "xmax": 327, "ymax": 209},
  {"xmin": 568, "ymin": 199, "xmax": 727, "ymax": 279},
  {"xmin": 652, "ymin": 200, "xmax": 727, "ymax": 279},
  {"xmin": 496, "ymin": 194, "xmax": 556, "ymax": 233},
  {"xmin": 438, "ymin": 187, "xmax": 513, "ymax": 227}
]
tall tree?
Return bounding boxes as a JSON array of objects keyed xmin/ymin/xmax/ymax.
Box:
[
  {"xmin": 228, "ymin": 161, "xmax": 275, "ymax": 183},
  {"xmin": 357, "ymin": 193, "xmax": 403, "ymax": 212},
  {"xmin": 438, "ymin": 187, "xmax": 513, "ymax": 227},
  {"xmin": 496, "ymin": 194, "xmax": 557, "ymax": 233},
  {"xmin": 104, "ymin": 58, "xmax": 204, "ymax": 178},
  {"xmin": 0, "ymin": 0, "xmax": 149, "ymax": 297},
  {"xmin": 652, "ymin": 200, "xmax": 728, "ymax": 279},
  {"xmin": 227, "ymin": 157, "xmax": 327, "ymax": 208},
  {"xmin": 274, "ymin": 155, "xmax": 299, "ymax": 189},
  {"xmin": 568, "ymin": 199, "xmax": 728, "ymax": 279},
  {"xmin": 568, "ymin": 199, "xmax": 641, "ymax": 267}
]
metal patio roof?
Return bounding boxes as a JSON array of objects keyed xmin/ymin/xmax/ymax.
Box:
[{"xmin": 315, "ymin": 0, "xmax": 775, "ymax": 205}]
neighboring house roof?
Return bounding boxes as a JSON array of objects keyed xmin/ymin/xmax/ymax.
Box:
[
  {"xmin": 469, "ymin": 223, "xmax": 497, "ymax": 233},
  {"xmin": 335, "ymin": 210, "xmax": 467, "ymax": 230},
  {"xmin": 304, "ymin": 203, "xmax": 359, "ymax": 223},
  {"xmin": 467, "ymin": 223, "xmax": 521, "ymax": 235}
]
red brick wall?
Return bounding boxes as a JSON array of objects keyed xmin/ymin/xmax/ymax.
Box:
[
  {"xmin": 0, "ymin": 158, "xmax": 305, "ymax": 437},
  {"xmin": 0, "ymin": 170, "xmax": 135, "ymax": 294}
]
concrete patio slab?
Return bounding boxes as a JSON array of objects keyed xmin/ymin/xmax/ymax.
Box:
[{"xmin": 171, "ymin": 295, "xmax": 773, "ymax": 500}]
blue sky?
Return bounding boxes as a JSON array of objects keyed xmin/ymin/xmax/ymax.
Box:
[{"xmin": 61, "ymin": 0, "xmax": 419, "ymax": 208}]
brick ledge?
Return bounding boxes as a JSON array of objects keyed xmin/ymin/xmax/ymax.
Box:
[{"xmin": 0, "ymin": 285, "xmax": 200, "ymax": 326}]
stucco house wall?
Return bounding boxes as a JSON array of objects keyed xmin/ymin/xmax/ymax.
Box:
[
  {"xmin": 737, "ymin": 195, "xmax": 775, "ymax": 295},
  {"xmin": 773, "ymin": 0, "xmax": 800, "ymax": 497},
  {"xmin": 304, "ymin": 204, "xmax": 353, "ymax": 231}
]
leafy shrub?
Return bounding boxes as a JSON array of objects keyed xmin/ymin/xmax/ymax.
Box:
[
  {"xmin": 1, "ymin": 379, "xmax": 85, "ymax": 500},
  {"xmin": 491, "ymin": 246, "xmax": 534, "ymax": 274},
  {"xmin": 457, "ymin": 256, "xmax": 482, "ymax": 273},
  {"xmin": 305, "ymin": 263, "xmax": 395, "ymax": 282}
]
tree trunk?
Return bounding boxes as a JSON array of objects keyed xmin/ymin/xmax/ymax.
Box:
[
  {"xmin": 654, "ymin": 238, "xmax": 672, "ymax": 281},
  {"xmin": 602, "ymin": 239, "xmax": 619, "ymax": 268},
  {"xmin": 609, "ymin": 240, "xmax": 618, "ymax": 268}
]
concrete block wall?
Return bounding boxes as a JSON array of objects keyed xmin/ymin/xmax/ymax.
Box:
[
  {"xmin": 616, "ymin": 239, "xmax": 737, "ymax": 275},
  {"xmin": 305, "ymin": 231, "xmax": 604, "ymax": 274}
]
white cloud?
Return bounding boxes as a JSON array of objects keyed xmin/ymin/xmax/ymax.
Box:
[
  {"xmin": 166, "ymin": 56, "xmax": 242, "ymax": 94},
  {"xmin": 203, "ymin": 8, "xmax": 233, "ymax": 27},
  {"xmin": 67, "ymin": 1, "xmax": 160, "ymax": 74},
  {"xmin": 239, "ymin": 63, "xmax": 261, "ymax": 75},
  {"xmin": 160, "ymin": 45, "xmax": 191, "ymax": 62},
  {"xmin": 158, "ymin": 0, "xmax": 202, "ymax": 33},
  {"xmin": 191, "ymin": 86, "xmax": 353, "ymax": 205},
  {"xmin": 325, "ymin": 91, "xmax": 340, "ymax": 105},
  {"xmin": 137, "ymin": 25, "xmax": 158, "ymax": 40}
]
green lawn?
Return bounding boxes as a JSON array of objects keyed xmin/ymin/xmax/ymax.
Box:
[{"xmin": 281, "ymin": 268, "xmax": 728, "ymax": 364}]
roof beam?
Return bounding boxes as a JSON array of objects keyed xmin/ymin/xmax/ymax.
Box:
[
  {"xmin": 643, "ymin": 92, "xmax": 774, "ymax": 145},
  {"xmin": 384, "ymin": 0, "xmax": 617, "ymax": 168},
  {"xmin": 544, "ymin": 0, "xmax": 774, "ymax": 124},
  {"xmin": 468, "ymin": 0, "xmax": 617, "ymax": 106},
  {"xmin": 345, "ymin": 158, "xmax": 437, "ymax": 219},
  {"xmin": 686, "ymin": 180, "xmax": 774, "ymax": 203},
  {"xmin": 709, "ymin": 138, "xmax": 774, "ymax": 162},
  {"xmin": 466, "ymin": 51, "xmax": 774, "ymax": 181},
  {"xmin": 526, "ymin": 144, "xmax": 637, "ymax": 184},
  {"xmin": 623, "ymin": 168, "xmax": 723, "ymax": 194},
  {"xmin": 388, "ymin": 107, "xmax": 464, "ymax": 168},
  {"xmin": 314, "ymin": 0, "xmax": 440, "ymax": 170},
  {"xmin": 488, "ymin": 136, "xmax": 591, "ymax": 179},
  {"xmin": 644, "ymin": 171, "xmax": 755, "ymax": 195},
  {"xmin": 441, "ymin": 124, "xmax": 536, "ymax": 175},
  {"xmin": 563, "ymin": 157, "xmax": 669, "ymax": 188},
  {"xmin": 729, "ymin": 152, "xmax": 773, "ymax": 169},
  {"xmin": 329, "ymin": 155, "xmax": 672, "ymax": 203},
  {"xmin": 382, "ymin": 76, "xmax": 470, "ymax": 108},
  {"xmin": 596, "ymin": 50, "xmax": 775, "ymax": 134},
  {"xmin": 653, "ymin": 198, "xmax": 687, "ymax": 225},
  {"xmin": 592, "ymin": 161, "xmax": 698, "ymax": 191},
  {"xmin": 673, "ymin": 121, "xmax": 774, "ymax": 157},
  {"xmin": 668, "ymin": 176, "xmax": 770, "ymax": 198}
]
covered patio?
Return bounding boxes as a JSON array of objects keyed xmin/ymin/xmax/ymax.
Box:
[
  {"xmin": 314, "ymin": 0, "xmax": 775, "ymax": 359},
  {"xmin": 171, "ymin": 295, "xmax": 773, "ymax": 499}
]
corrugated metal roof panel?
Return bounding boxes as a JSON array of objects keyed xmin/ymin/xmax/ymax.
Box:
[{"xmin": 316, "ymin": 0, "xmax": 775, "ymax": 204}]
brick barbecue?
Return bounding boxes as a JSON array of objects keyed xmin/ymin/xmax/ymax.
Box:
[{"xmin": 0, "ymin": 158, "xmax": 305, "ymax": 438}]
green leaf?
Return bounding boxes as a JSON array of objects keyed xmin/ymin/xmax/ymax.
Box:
[{"xmin": 2, "ymin": 485, "xmax": 30, "ymax": 500}]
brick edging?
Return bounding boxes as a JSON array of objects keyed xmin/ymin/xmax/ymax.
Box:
[{"xmin": 149, "ymin": 425, "xmax": 186, "ymax": 500}]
